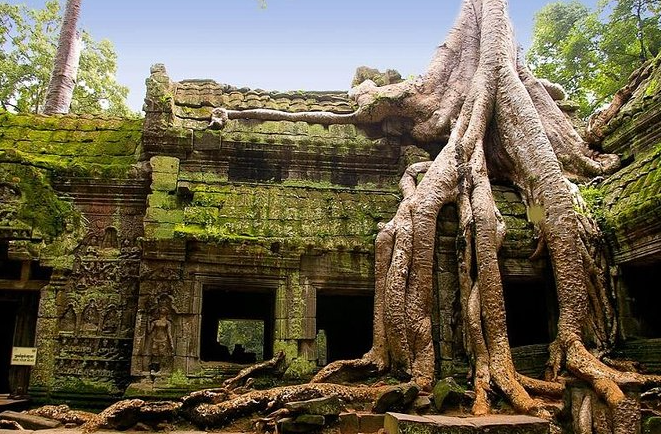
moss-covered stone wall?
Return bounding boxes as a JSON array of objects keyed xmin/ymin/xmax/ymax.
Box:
[{"xmin": 0, "ymin": 110, "xmax": 149, "ymax": 405}]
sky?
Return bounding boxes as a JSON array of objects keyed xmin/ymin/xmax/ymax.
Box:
[{"xmin": 12, "ymin": 0, "xmax": 599, "ymax": 112}]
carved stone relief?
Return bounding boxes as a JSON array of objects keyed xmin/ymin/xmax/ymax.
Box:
[{"xmin": 144, "ymin": 293, "xmax": 176, "ymax": 372}]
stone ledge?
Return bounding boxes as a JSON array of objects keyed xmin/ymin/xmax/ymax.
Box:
[{"xmin": 384, "ymin": 412, "xmax": 549, "ymax": 434}]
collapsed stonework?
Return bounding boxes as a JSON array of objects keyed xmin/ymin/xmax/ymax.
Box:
[{"xmin": 0, "ymin": 53, "xmax": 659, "ymax": 426}]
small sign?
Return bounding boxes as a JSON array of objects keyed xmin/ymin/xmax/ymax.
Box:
[{"xmin": 10, "ymin": 347, "xmax": 37, "ymax": 366}]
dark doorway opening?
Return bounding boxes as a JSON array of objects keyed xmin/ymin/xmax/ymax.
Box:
[
  {"xmin": 622, "ymin": 262, "xmax": 661, "ymax": 338},
  {"xmin": 316, "ymin": 293, "xmax": 373, "ymax": 363},
  {"xmin": 0, "ymin": 300, "xmax": 17, "ymax": 393},
  {"xmin": 503, "ymin": 279, "xmax": 553, "ymax": 347},
  {"xmin": 0, "ymin": 244, "xmax": 22, "ymax": 280},
  {"xmin": 200, "ymin": 288, "xmax": 275, "ymax": 363}
]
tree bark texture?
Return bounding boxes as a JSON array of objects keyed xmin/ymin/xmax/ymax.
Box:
[
  {"xmin": 43, "ymin": 0, "xmax": 82, "ymax": 115},
  {"xmin": 212, "ymin": 0, "xmax": 661, "ymax": 430}
]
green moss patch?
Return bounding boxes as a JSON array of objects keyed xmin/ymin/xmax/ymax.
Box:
[
  {"xmin": 600, "ymin": 143, "xmax": 661, "ymax": 232},
  {"xmin": 0, "ymin": 110, "xmax": 143, "ymax": 178}
]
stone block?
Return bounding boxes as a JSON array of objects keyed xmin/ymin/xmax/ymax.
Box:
[
  {"xmin": 0, "ymin": 411, "xmax": 62, "ymax": 430},
  {"xmin": 358, "ymin": 413, "xmax": 385, "ymax": 433},
  {"xmin": 412, "ymin": 395, "xmax": 432, "ymax": 414},
  {"xmin": 147, "ymin": 192, "xmax": 179, "ymax": 210},
  {"xmin": 145, "ymin": 208, "xmax": 184, "ymax": 224},
  {"xmin": 278, "ymin": 417, "xmax": 322, "ymax": 433},
  {"xmin": 384, "ymin": 413, "xmax": 549, "ymax": 434},
  {"xmin": 150, "ymin": 156, "xmax": 180, "ymax": 174},
  {"xmin": 294, "ymin": 415, "xmax": 325, "ymax": 426},
  {"xmin": 144, "ymin": 223, "xmax": 175, "ymax": 240},
  {"xmin": 338, "ymin": 412, "xmax": 359, "ymax": 434},
  {"xmin": 432, "ymin": 377, "xmax": 466, "ymax": 411},
  {"xmin": 151, "ymin": 171, "xmax": 178, "ymax": 192}
]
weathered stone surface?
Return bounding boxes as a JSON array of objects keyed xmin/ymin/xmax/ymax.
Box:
[
  {"xmin": 0, "ymin": 411, "xmax": 62, "ymax": 430},
  {"xmin": 294, "ymin": 415, "xmax": 325, "ymax": 426},
  {"xmin": 338, "ymin": 412, "xmax": 359, "ymax": 434},
  {"xmin": 372, "ymin": 384, "xmax": 422, "ymax": 414},
  {"xmin": 432, "ymin": 378, "xmax": 466, "ymax": 411},
  {"xmin": 373, "ymin": 387, "xmax": 404, "ymax": 414},
  {"xmin": 412, "ymin": 396, "xmax": 432, "ymax": 414},
  {"xmin": 359, "ymin": 413, "xmax": 386, "ymax": 433},
  {"xmin": 277, "ymin": 417, "xmax": 322, "ymax": 433},
  {"xmin": 384, "ymin": 413, "xmax": 549, "ymax": 434},
  {"xmin": 401, "ymin": 384, "xmax": 421, "ymax": 408},
  {"xmin": 284, "ymin": 395, "xmax": 345, "ymax": 416}
]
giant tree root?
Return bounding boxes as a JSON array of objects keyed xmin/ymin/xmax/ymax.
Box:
[
  {"xmin": 77, "ymin": 383, "xmax": 389, "ymax": 432},
  {"xmin": 183, "ymin": 383, "xmax": 385, "ymax": 428},
  {"xmin": 205, "ymin": 0, "xmax": 661, "ymax": 430}
]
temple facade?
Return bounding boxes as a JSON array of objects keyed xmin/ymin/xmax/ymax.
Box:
[{"xmin": 0, "ymin": 60, "xmax": 659, "ymax": 406}]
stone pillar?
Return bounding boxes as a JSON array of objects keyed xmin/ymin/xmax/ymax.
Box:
[
  {"xmin": 29, "ymin": 271, "xmax": 67, "ymax": 398},
  {"xmin": 273, "ymin": 270, "xmax": 316, "ymax": 378}
]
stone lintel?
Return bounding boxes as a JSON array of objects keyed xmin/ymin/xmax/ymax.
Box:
[{"xmin": 384, "ymin": 412, "xmax": 549, "ymax": 434}]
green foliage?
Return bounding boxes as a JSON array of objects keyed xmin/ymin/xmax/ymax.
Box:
[
  {"xmin": 217, "ymin": 319, "xmax": 265, "ymax": 361},
  {"xmin": 527, "ymin": 0, "xmax": 661, "ymax": 117},
  {"xmin": 0, "ymin": 1, "xmax": 133, "ymax": 116}
]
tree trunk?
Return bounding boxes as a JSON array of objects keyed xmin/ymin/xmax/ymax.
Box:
[
  {"xmin": 43, "ymin": 0, "xmax": 82, "ymax": 115},
  {"xmin": 204, "ymin": 0, "xmax": 661, "ymax": 429}
]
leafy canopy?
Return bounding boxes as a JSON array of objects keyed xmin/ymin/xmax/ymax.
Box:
[
  {"xmin": 0, "ymin": 0, "xmax": 133, "ymax": 116},
  {"xmin": 527, "ymin": 0, "xmax": 661, "ymax": 117}
]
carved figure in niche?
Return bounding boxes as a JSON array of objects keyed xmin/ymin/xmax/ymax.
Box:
[
  {"xmin": 146, "ymin": 294, "xmax": 175, "ymax": 371},
  {"xmin": 101, "ymin": 227, "xmax": 118, "ymax": 249},
  {"xmin": 81, "ymin": 299, "xmax": 100, "ymax": 333},
  {"xmin": 60, "ymin": 303, "xmax": 77, "ymax": 333},
  {"xmin": 101, "ymin": 305, "xmax": 120, "ymax": 335}
]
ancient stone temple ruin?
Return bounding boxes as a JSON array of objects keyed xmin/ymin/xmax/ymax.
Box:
[{"xmin": 0, "ymin": 57, "xmax": 660, "ymax": 416}]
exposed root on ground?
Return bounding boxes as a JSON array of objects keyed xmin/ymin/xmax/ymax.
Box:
[{"xmin": 223, "ymin": 350, "xmax": 286, "ymax": 390}]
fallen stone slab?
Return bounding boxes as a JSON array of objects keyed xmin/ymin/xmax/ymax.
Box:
[
  {"xmin": 0, "ymin": 412, "xmax": 61, "ymax": 430},
  {"xmin": 384, "ymin": 412, "xmax": 549, "ymax": 434}
]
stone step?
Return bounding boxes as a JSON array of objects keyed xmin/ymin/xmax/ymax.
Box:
[{"xmin": 384, "ymin": 412, "xmax": 549, "ymax": 434}]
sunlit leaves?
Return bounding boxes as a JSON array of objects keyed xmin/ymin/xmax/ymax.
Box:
[
  {"xmin": 527, "ymin": 0, "xmax": 661, "ymax": 117},
  {"xmin": 0, "ymin": 0, "xmax": 132, "ymax": 116}
]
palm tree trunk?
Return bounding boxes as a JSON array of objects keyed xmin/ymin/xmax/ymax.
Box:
[{"xmin": 43, "ymin": 0, "xmax": 82, "ymax": 115}]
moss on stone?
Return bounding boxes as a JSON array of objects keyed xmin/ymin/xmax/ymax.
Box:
[
  {"xmin": 0, "ymin": 163, "xmax": 82, "ymax": 239},
  {"xmin": 151, "ymin": 171, "xmax": 179, "ymax": 192},
  {"xmin": 600, "ymin": 143, "xmax": 661, "ymax": 232},
  {"xmin": 52, "ymin": 376, "xmax": 122, "ymax": 396},
  {"xmin": 149, "ymin": 180, "xmax": 400, "ymax": 252},
  {"xmin": 150, "ymin": 156, "xmax": 180, "ymax": 174},
  {"xmin": 0, "ymin": 110, "xmax": 144, "ymax": 180}
]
